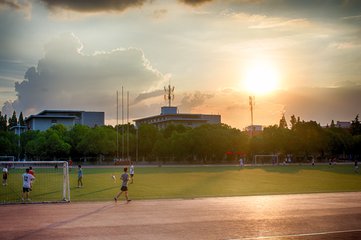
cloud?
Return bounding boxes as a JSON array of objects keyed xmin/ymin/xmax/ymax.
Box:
[
  {"xmin": 39, "ymin": 0, "xmax": 148, "ymax": 13},
  {"xmin": 178, "ymin": 0, "xmax": 212, "ymax": 6},
  {"xmin": 0, "ymin": 0, "xmax": 31, "ymax": 18},
  {"xmin": 133, "ymin": 90, "xmax": 164, "ymax": 104},
  {"xmin": 152, "ymin": 9, "xmax": 168, "ymax": 19},
  {"xmin": 179, "ymin": 91, "xmax": 214, "ymax": 112},
  {"xmin": 172, "ymin": 86, "xmax": 361, "ymax": 129},
  {"xmin": 220, "ymin": 9, "xmax": 311, "ymax": 29},
  {"xmin": 1, "ymin": 33, "xmax": 168, "ymax": 122}
]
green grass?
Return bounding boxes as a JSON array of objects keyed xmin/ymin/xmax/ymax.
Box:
[{"xmin": 1, "ymin": 165, "xmax": 361, "ymax": 203}]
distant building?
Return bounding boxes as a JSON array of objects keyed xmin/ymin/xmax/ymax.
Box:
[
  {"xmin": 134, "ymin": 106, "xmax": 221, "ymax": 129},
  {"xmin": 336, "ymin": 121, "xmax": 351, "ymax": 129},
  {"xmin": 245, "ymin": 125, "xmax": 263, "ymax": 136},
  {"xmin": 10, "ymin": 125, "xmax": 27, "ymax": 135},
  {"xmin": 25, "ymin": 110, "xmax": 104, "ymax": 131}
]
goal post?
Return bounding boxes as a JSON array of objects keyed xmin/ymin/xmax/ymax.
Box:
[
  {"xmin": 254, "ymin": 155, "xmax": 279, "ymax": 165},
  {"xmin": 0, "ymin": 161, "xmax": 70, "ymax": 204}
]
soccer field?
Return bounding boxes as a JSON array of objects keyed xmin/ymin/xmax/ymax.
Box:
[{"xmin": 1, "ymin": 164, "xmax": 361, "ymax": 203}]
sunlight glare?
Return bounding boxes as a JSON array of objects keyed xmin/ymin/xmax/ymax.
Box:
[{"xmin": 243, "ymin": 58, "xmax": 280, "ymax": 95}]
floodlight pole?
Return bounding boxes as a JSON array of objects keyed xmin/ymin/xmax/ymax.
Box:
[
  {"xmin": 249, "ymin": 96, "xmax": 255, "ymax": 137},
  {"xmin": 116, "ymin": 91, "xmax": 119, "ymax": 159}
]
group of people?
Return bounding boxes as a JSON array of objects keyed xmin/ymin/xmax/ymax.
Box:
[
  {"xmin": 4, "ymin": 161, "xmax": 136, "ymax": 203},
  {"xmin": 75, "ymin": 163, "xmax": 135, "ymax": 204}
]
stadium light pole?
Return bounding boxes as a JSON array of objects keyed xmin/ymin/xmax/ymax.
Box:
[
  {"xmin": 116, "ymin": 91, "xmax": 119, "ymax": 160},
  {"xmin": 249, "ymin": 96, "xmax": 255, "ymax": 137}
]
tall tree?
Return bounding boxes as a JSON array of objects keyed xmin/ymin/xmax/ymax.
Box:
[
  {"xmin": 8, "ymin": 111, "xmax": 17, "ymax": 129},
  {"xmin": 18, "ymin": 112, "xmax": 25, "ymax": 126},
  {"xmin": 0, "ymin": 112, "xmax": 7, "ymax": 131},
  {"xmin": 290, "ymin": 115, "xmax": 297, "ymax": 130},
  {"xmin": 279, "ymin": 113, "xmax": 288, "ymax": 129},
  {"xmin": 350, "ymin": 114, "xmax": 361, "ymax": 136}
]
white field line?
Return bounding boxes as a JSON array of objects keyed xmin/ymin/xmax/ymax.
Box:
[{"xmin": 237, "ymin": 229, "xmax": 361, "ymax": 239}]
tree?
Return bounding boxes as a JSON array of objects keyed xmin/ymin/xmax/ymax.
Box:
[
  {"xmin": 8, "ymin": 111, "xmax": 17, "ymax": 129},
  {"xmin": 292, "ymin": 120, "xmax": 328, "ymax": 159},
  {"xmin": 138, "ymin": 124, "xmax": 159, "ymax": 161},
  {"xmin": 0, "ymin": 131, "xmax": 18, "ymax": 156},
  {"xmin": 350, "ymin": 114, "xmax": 361, "ymax": 136},
  {"xmin": 290, "ymin": 115, "xmax": 298, "ymax": 130},
  {"xmin": 67, "ymin": 124, "xmax": 91, "ymax": 158},
  {"xmin": 0, "ymin": 112, "xmax": 7, "ymax": 131},
  {"xmin": 324, "ymin": 127, "xmax": 352, "ymax": 157},
  {"xmin": 76, "ymin": 126, "xmax": 116, "ymax": 160},
  {"xmin": 18, "ymin": 112, "xmax": 25, "ymax": 126},
  {"xmin": 279, "ymin": 113, "xmax": 288, "ymax": 129}
]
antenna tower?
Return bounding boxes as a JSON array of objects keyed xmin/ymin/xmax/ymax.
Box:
[{"xmin": 164, "ymin": 84, "xmax": 175, "ymax": 107}]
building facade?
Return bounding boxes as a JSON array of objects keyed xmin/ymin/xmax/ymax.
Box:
[
  {"xmin": 25, "ymin": 110, "xmax": 104, "ymax": 131},
  {"xmin": 134, "ymin": 106, "xmax": 221, "ymax": 129}
]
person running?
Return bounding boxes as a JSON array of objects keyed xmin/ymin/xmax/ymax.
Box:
[
  {"xmin": 77, "ymin": 165, "xmax": 83, "ymax": 188},
  {"xmin": 114, "ymin": 167, "xmax": 131, "ymax": 203},
  {"xmin": 2, "ymin": 167, "xmax": 8, "ymax": 186},
  {"xmin": 22, "ymin": 168, "xmax": 35, "ymax": 201},
  {"xmin": 129, "ymin": 164, "xmax": 135, "ymax": 184}
]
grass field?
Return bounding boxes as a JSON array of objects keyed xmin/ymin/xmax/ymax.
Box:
[{"xmin": 1, "ymin": 164, "xmax": 361, "ymax": 203}]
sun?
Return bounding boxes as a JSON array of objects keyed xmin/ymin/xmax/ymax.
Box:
[{"xmin": 242, "ymin": 58, "xmax": 280, "ymax": 95}]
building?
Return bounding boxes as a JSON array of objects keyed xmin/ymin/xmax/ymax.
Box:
[
  {"xmin": 134, "ymin": 106, "xmax": 221, "ymax": 129},
  {"xmin": 336, "ymin": 121, "xmax": 351, "ymax": 129},
  {"xmin": 10, "ymin": 125, "xmax": 27, "ymax": 135},
  {"xmin": 245, "ymin": 125, "xmax": 263, "ymax": 136},
  {"xmin": 25, "ymin": 110, "xmax": 104, "ymax": 131}
]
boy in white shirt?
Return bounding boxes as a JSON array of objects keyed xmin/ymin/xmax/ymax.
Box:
[
  {"xmin": 129, "ymin": 164, "xmax": 134, "ymax": 184},
  {"xmin": 22, "ymin": 168, "xmax": 35, "ymax": 201}
]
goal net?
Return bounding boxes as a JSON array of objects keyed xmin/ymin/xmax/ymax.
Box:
[
  {"xmin": 254, "ymin": 155, "xmax": 279, "ymax": 165},
  {"xmin": 0, "ymin": 161, "xmax": 70, "ymax": 204},
  {"xmin": 0, "ymin": 156, "xmax": 15, "ymax": 168}
]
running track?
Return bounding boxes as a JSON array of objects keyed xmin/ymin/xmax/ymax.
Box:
[{"xmin": 1, "ymin": 192, "xmax": 361, "ymax": 239}]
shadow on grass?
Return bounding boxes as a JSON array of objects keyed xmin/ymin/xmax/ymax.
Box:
[
  {"xmin": 72, "ymin": 186, "xmax": 117, "ymax": 198},
  {"xmin": 260, "ymin": 164, "xmax": 357, "ymax": 175}
]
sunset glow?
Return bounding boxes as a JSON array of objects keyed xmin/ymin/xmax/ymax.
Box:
[
  {"xmin": 0, "ymin": 1, "xmax": 360, "ymax": 129},
  {"xmin": 243, "ymin": 59, "xmax": 280, "ymax": 95}
]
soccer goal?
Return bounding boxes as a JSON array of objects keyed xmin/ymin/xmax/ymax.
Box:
[
  {"xmin": 0, "ymin": 156, "xmax": 15, "ymax": 169},
  {"xmin": 254, "ymin": 155, "xmax": 279, "ymax": 165},
  {"xmin": 0, "ymin": 161, "xmax": 70, "ymax": 204}
]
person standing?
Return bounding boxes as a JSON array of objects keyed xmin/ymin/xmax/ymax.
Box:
[
  {"xmin": 355, "ymin": 160, "xmax": 359, "ymax": 173},
  {"xmin": 114, "ymin": 167, "xmax": 131, "ymax": 203},
  {"xmin": 28, "ymin": 166, "xmax": 35, "ymax": 176},
  {"xmin": 2, "ymin": 167, "xmax": 8, "ymax": 186},
  {"xmin": 77, "ymin": 165, "xmax": 83, "ymax": 188},
  {"xmin": 69, "ymin": 159, "xmax": 73, "ymax": 172},
  {"xmin": 28, "ymin": 166, "xmax": 35, "ymax": 190},
  {"xmin": 22, "ymin": 168, "xmax": 35, "ymax": 201},
  {"xmin": 129, "ymin": 164, "xmax": 135, "ymax": 184},
  {"xmin": 239, "ymin": 158, "xmax": 244, "ymax": 169}
]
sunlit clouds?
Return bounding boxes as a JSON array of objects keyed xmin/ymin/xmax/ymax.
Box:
[{"xmin": 0, "ymin": 0, "xmax": 361, "ymax": 129}]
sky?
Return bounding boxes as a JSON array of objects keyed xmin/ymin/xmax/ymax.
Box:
[{"xmin": 0, "ymin": 0, "xmax": 360, "ymax": 130}]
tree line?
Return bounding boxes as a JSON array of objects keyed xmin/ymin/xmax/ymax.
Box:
[{"xmin": 0, "ymin": 111, "xmax": 360, "ymax": 164}]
